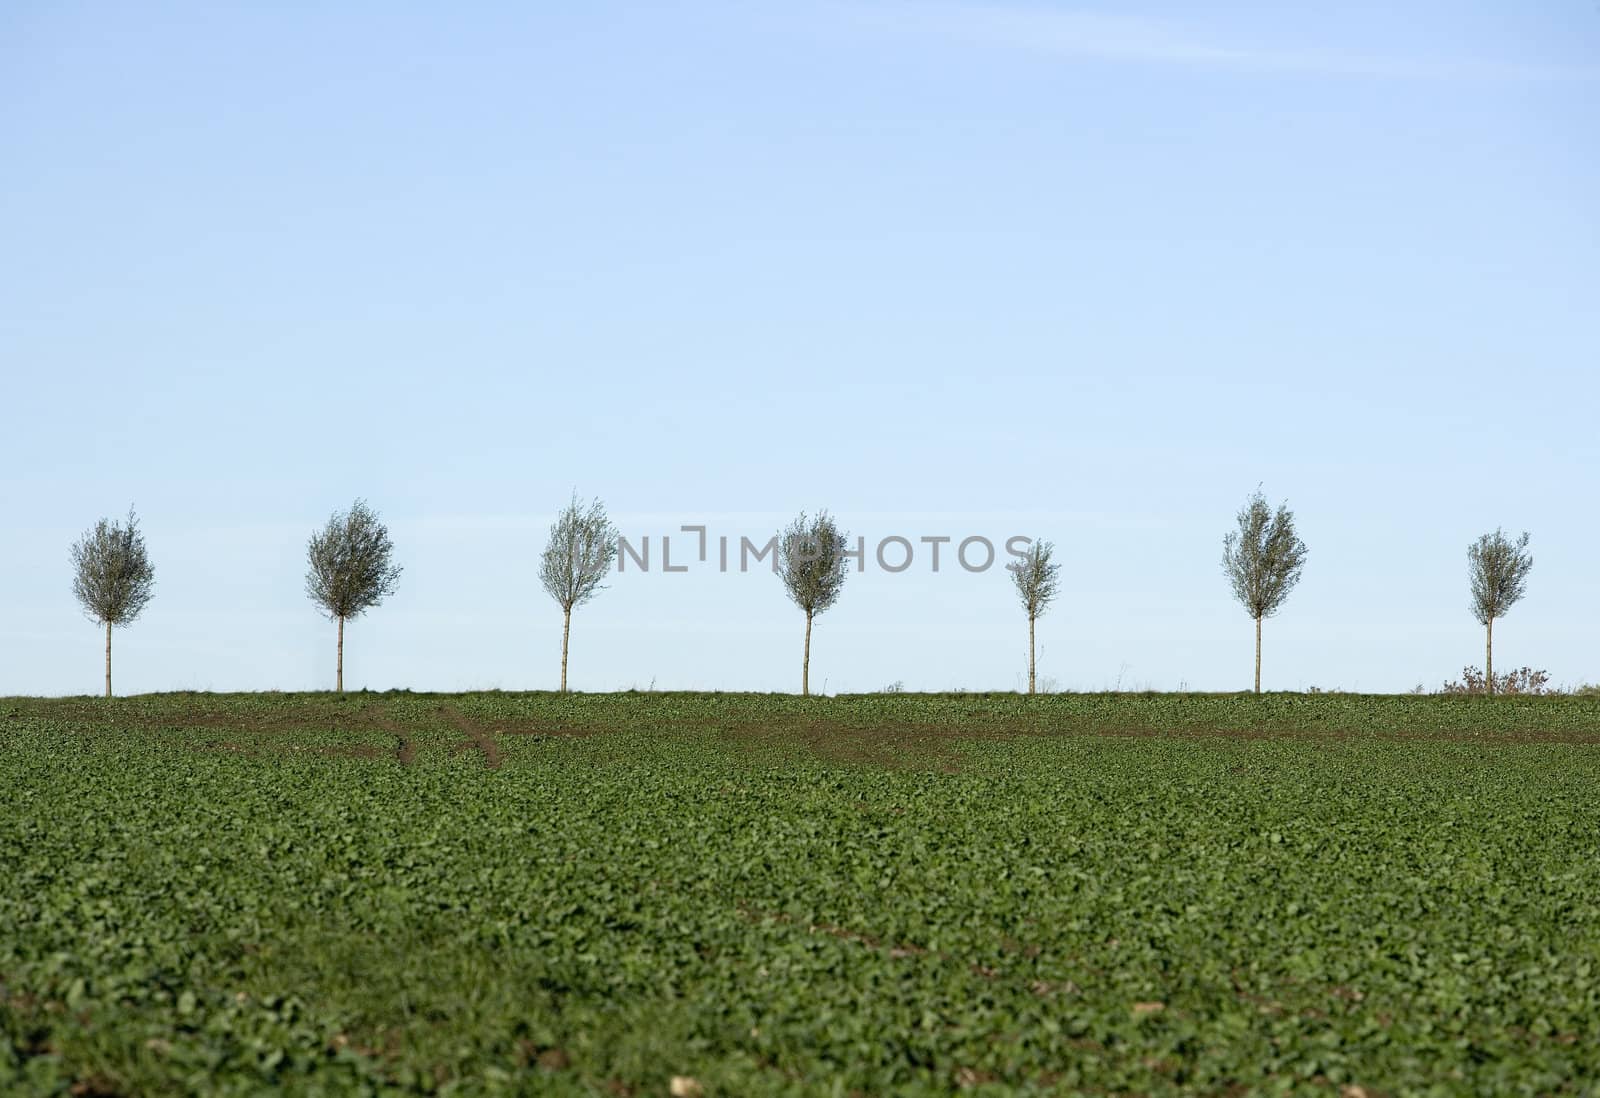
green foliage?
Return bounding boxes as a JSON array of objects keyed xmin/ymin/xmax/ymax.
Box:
[
  {"xmin": 305, "ymin": 499, "xmax": 403, "ymax": 622},
  {"xmin": 539, "ymin": 494, "xmax": 618, "ymax": 613},
  {"xmin": 1008, "ymin": 540, "xmax": 1060, "ymax": 622},
  {"xmin": 3, "ymin": 692, "xmax": 1599, "ymax": 1095},
  {"xmin": 776, "ymin": 510, "xmax": 848, "ymax": 618},
  {"xmin": 69, "ymin": 507, "xmax": 155, "ymax": 627},
  {"xmin": 1468, "ymin": 528, "xmax": 1532, "ymax": 626},
  {"xmin": 1222, "ymin": 490, "xmax": 1307, "ymax": 622}
]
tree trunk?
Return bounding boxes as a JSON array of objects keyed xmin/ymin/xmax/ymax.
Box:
[
  {"xmin": 1028, "ymin": 613, "xmax": 1036, "ymax": 696},
  {"xmin": 336, "ymin": 615, "xmax": 345, "ymax": 693},
  {"xmin": 104, "ymin": 620, "xmax": 112, "ymax": 699},
  {"xmin": 1254, "ymin": 615, "xmax": 1262, "ymax": 694},
  {"xmin": 561, "ymin": 607, "xmax": 571, "ymax": 693},
  {"xmin": 802, "ymin": 611, "xmax": 812, "ymax": 697},
  {"xmin": 1485, "ymin": 617, "xmax": 1494, "ymax": 697}
]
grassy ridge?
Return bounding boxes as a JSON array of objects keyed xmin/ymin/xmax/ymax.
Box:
[{"xmin": 2, "ymin": 693, "xmax": 1599, "ymax": 1095}]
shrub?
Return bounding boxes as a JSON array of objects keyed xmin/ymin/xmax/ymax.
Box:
[{"xmin": 1438, "ymin": 666, "xmax": 1555, "ymax": 696}]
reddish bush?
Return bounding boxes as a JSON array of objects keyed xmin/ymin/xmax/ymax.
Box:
[{"xmin": 1438, "ymin": 666, "xmax": 1554, "ymax": 696}]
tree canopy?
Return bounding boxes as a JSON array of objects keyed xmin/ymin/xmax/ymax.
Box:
[
  {"xmin": 305, "ymin": 499, "xmax": 402, "ymax": 622},
  {"xmin": 540, "ymin": 494, "xmax": 619, "ymax": 613},
  {"xmin": 777, "ymin": 510, "xmax": 849, "ymax": 618},
  {"xmin": 71, "ymin": 508, "xmax": 155, "ymax": 628},
  {"xmin": 1009, "ymin": 539, "xmax": 1060, "ymax": 621},
  {"xmin": 1222, "ymin": 489, "xmax": 1307, "ymax": 621},
  {"xmin": 1468, "ymin": 528, "xmax": 1532, "ymax": 626}
]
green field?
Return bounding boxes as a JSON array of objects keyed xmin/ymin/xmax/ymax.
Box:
[{"xmin": 3, "ymin": 692, "xmax": 1599, "ymax": 1096}]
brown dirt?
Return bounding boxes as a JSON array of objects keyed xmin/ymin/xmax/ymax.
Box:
[
  {"xmin": 434, "ymin": 704, "xmax": 502, "ymax": 770},
  {"xmin": 717, "ymin": 717, "xmax": 1007, "ymax": 770}
]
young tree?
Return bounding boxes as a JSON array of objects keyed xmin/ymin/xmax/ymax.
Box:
[
  {"xmin": 305, "ymin": 499, "xmax": 402, "ymax": 692},
  {"xmin": 1222, "ymin": 489, "xmax": 1308, "ymax": 694},
  {"xmin": 539, "ymin": 494, "xmax": 619, "ymax": 692},
  {"xmin": 70, "ymin": 508, "xmax": 155, "ymax": 698},
  {"xmin": 777, "ymin": 510, "xmax": 849, "ymax": 696},
  {"xmin": 1468, "ymin": 528, "xmax": 1532, "ymax": 696},
  {"xmin": 1008, "ymin": 539, "xmax": 1060, "ymax": 696}
]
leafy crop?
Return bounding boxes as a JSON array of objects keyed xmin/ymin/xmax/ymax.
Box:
[{"xmin": 2, "ymin": 692, "xmax": 1598, "ymax": 1095}]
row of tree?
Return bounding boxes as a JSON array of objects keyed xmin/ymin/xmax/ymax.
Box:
[
  {"xmin": 67, "ymin": 491, "xmax": 1536, "ymax": 697},
  {"xmin": 1215, "ymin": 492, "xmax": 1530, "ymax": 695}
]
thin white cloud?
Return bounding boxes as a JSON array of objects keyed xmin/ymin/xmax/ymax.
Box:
[{"xmin": 847, "ymin": 2, "xmax": 1599, "ymax": 82}]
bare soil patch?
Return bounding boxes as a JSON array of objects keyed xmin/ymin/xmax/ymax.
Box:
[{"xmin": 434, "ymin": 703, "xmax": 502, "ymax": 769}]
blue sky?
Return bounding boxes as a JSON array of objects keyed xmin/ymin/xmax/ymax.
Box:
[{"xmin": 2, "ymin": 1, "xmax": 1596, "ymax": 695}]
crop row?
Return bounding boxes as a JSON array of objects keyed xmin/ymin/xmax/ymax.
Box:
[{"xmin": 3, "ymin": 693, "xmax": 1599, "ymax": 1093}]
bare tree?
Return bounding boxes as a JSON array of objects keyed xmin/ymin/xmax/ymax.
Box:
[
  {"xmin": 305, "ymin": 499, "xmax": 402, "ymax": 692},
  {"xmin": 1008, "ymin": 540, "xmax": 1060, "ymax": 696},
  {"xmin": 539, "ymin": 494, "xmax": 619, "ymax": 692},
  {"xmin": 1468, "ymin": 528, "xmax": 1532, "ymax": 696},
  {"xmin": 70, "ymin": 508, "xmax": 155, "ymax": 698},
  {"xmin": 1222, "ymin": 488, "xmax": 1308, "ymax": 693},
  {"xmin": 777, "ymin": 510, "xmax": 849, "ymax": 696}
]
